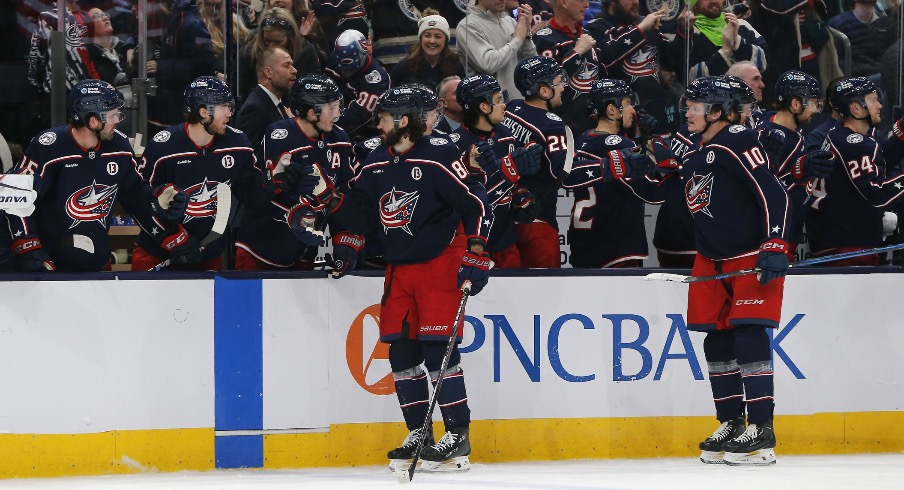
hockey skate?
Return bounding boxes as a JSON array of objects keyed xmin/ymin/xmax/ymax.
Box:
[
  {"xmin": 419, "ymin": 426, "xmax": 471, "ymax": 472},
  {"xmin": 699, "ymin": 416, "xmax": 746, "ymax": 464},
  {"xmin": 722, "ymin": 421, "xmax": 777, "ymax": 466},
  {"xmin": 387, "ymin": 427, "xmax": 434, "ymax": 473}
]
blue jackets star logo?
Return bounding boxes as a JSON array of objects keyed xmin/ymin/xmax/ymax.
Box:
[
  {"xmin": 686, "ymin": 172, "xmax": 715, "ymax": 218},
  {"xmin": 379, "ymin": 187, "xmax": 419, "ymax": 236},
  {"xmin": 183, "ymin": 178, "xmax": 223, "ymax": 222},
  {"xmin": 65, "ymin": 180, "xmax": 119, "ymax": 228}
]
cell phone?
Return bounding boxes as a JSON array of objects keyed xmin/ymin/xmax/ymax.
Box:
[{"xmin": 250, "ymin": 0, "xmax": 264, "ymax": 13}]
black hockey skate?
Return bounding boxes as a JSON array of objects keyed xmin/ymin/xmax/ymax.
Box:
[
  {"xmin": 699, "ymin": 416, "xmax": 746, "ymax": 464},
  {"xmin": 419, "ymin": 426, "xmax": 471, "ymax": 472},
  {"xmin": 722, "ymin": 420, "xmax": 777, "ymax": 466},
  {"xmin": 387, "ymin": 427, "xmax": 434, "ymax": 473}
]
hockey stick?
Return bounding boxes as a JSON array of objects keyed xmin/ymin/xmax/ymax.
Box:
[
  {"xmin": 0, "ymin": 131, "xmax": 15, "ymax": 173},
  {"xmin": 396, "ymin": 282, "xmax": 472, "ymax": 484},
  {"xmin": 148, "ymin": 182, "xmax": 232, "ymax": 271},
  {"xmin": 643, "ymin": 242, "xmax": 904, "ymax": 283}
]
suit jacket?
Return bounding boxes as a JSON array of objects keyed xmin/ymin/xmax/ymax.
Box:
[{"xmin": 235, "ymin": 85, "xmax": 287, "ymax": 150}]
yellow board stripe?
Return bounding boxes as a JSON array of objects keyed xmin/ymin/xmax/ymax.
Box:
[{"xmin": 4, "ymin": 413, "xmax": 904, "ymax": 478}]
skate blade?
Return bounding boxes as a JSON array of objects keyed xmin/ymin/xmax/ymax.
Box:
[
  {"xmin": 699, "ymin": 450, "xmax": 726, "ymax": 464},
  {"xmin": 388, "ymin": 459, "xmax": 414, "ymax": 473},
  {"xmin": 419, "ymin": 456, "xmax": 471, "ymax": 472},
  {"xmin": 723, "ymin": 448, "xmax": 776, "ymax": 466}
]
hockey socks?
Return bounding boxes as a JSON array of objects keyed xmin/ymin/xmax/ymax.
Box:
[
  {"xmin": 733, "ymin": 326, "xmax": 775, "ymax": 425},
  {"xmin": 703, "ymin": 331, "xmax": 745, "ymax": 421},
  {"xmin": 392, "ymin": 367, "xmax": 430, "ymax": 430},
  {"xmin": 430, "ymin": 364, "xmax": 471, "ymax": 431}
]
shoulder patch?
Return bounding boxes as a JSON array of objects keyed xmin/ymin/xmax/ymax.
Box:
[
  {"xmin": 153, "ymin": 131, "xmax": 171, "ymax": 143},
  {"xmin": 536, "ymin": 27, "xmax": 552, "ymax": 36},
  {"xmin": 449, "ymin": 132, "xmax": 461, "ymax": 142},
  {"xmin": 547, "ymin": 112, "xmax": 562, "ymax": 121},
  {"xmin": 430, "ymin": 137, "xmax": 449, "ymax": 146},
  {"xmin": 364, "ymin": 70, "xmax": 382, "ymax": 84},
  {"xmin": 604, "ymin": 135, "xmax": 622, "ymax": 145},
  {"xmin": 271, "ymin": 128, "xmax": 289, "ymax": 140},
  {"xmin": 38, "ymin": 132, "xmax": 56, "ymax": 145},
  {"xmin": 363, "ymin": 137, "xmax": 381, "ymax": 149},
  {"xmin": 847, "ymin": 133, "xmax": 864, "ymax": 144},
  {"xmin": 728, "ymin": 125, "xmax": 745, "ymax": 133},
  {"xmin": 771, "ymin": 128, "xmax": 785, "ymax": 138}
]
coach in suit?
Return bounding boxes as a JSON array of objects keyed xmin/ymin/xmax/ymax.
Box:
[{"xmin": 235, "ymin": 46, "xmax": 297, "ymax": 148}]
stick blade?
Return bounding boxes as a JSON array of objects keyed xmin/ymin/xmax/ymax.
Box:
[
  {"xmin": 395, "ymin": 468, "xmax": 411, "ymax": 484},
  {"xmin": 643, "ymin": 272, "xmax": 692, "ymax": 283}
]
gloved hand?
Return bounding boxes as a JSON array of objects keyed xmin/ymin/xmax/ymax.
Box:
[
  {"xmin": 500, "ymin": 144, "xmax": 543, "ymax": 182},
  {"xmin": 281, "ymin": 161, "xmax": 321, "ymax": 197},
  {"xmin": 892, "ymin": 117, "xmax": 904, "ymax": 141},
  {"xmin": 793, "ymin": 150, "xmax": 834, "ymax": 180},
  {"xmin": 650, "ymin": 136, "xmax": 680, "ymax": 175},
  {"xmin": 326, "ymin": 231, "xmax": 364, "ymax": 278},
  {"xmin": 154, "ymin": 184, "xmax": 189, "ymax": 221},
  {"xmin": 299, "ymin": 163, "xmax": 336, "ymax": 210},
  {"xmin": 607, "ymin": 147, "xmax": 654, "ymax": 180},
  {"xmin": 467, "ymin": 140, "xmax": 499, "ymax": 176},
  {"xmin": 635, "ymin": 109, "xmax": 659, "ymax": 134},
  {"xmin": 287, "ymin": 204, "xmax": 326, "ymax": 246},
  {"xmin": 11, "ymin": 237, "xmax": 55, "ymax": 272},
  {"xmin": 756, "ymin": 238, "xmax": 790, "ymax": 285},
  {"xmin": 157, "ymin": 224, "xmax": 203, "ymax": 269},
  {"xmin": 457, "ymin": 237, "xmax": 491, "ymax": 295},
  {"xmin": 759, "ymin": 128, "xmax": 786, "ymax": 154},
  {"xmin": 511, "ymin": 187, "xmax": 540, "ymax": 223}
]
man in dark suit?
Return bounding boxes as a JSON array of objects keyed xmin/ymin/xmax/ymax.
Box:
[{"xmin": 235, "ymin": 46, "xmax": 297, "ymax": 149}]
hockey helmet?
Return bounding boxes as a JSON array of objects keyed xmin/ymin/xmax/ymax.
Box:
[
  {"xmin": 405, "ymin": 83, "xmax": 439, "ymax": 112},
  {"xmin": 589, "ymin": 78, "xmax": 636, "ymax": 116},
  {"xmin": 289, "ymin": 74, "xmax": 343, "ymax": 118},
  {"xmin": 681, "ymin": 76, "xmax": 735, "ymax": 118},
  {"xmin": 830, "ymin": 77, "xmax": 879, "ymax": 117},
  {"xmin": 69, "ymin": 79, "xmax": 124, "ymax": 124},
  {"xmin": 375, "ymin": 85, "xmax": 427, "ymax": 121},
  {"xmin": 774, "ymin": 70, "xmax": 822, "ymax": 107},
  {"xmin": 456, "ymin": 75, "xmax": 502, "ymax": 112},
  {"xmin": 514, "ymin": 56, "xmax": 566, "ymax": 98},
  {"xmin": 184, "ymin": 76, "xmax": 234, "ymax": 116},
  {"xmin": 333, "ymin": 29, "xmax": 369, "ymax": 77}
]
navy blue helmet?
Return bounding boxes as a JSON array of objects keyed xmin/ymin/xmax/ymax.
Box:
[
  {"xmin": 724, "ymin": 75, "xmax": 755, "ymax": 105},
  {"xmin": 375, "ymin": 86, "xmax": 427, "ymax": 120},
  {"xmin": 514, "ymin": 56, "xmax": 566, "ymax": 98},
  {"xmin": 290, "ymin": 74, "xmax": 342, "ymax": 117},
  {"xmin": 405, "ymin": 83, "xmax": 439, "ymax": 112},
  {"xmin": 184, "ymin": 76, "xmax": 234, "ymax": 115},
  {"xmin": 69, "ymin": 79, "xmax": 124, "ymax": 124},
  {"xmin": 682, "ymin": 76, "xmax": 736, "ymax": 117},
  {"xmin": 333, "ymin": 29, "xmax": 369, "ymax": 77},
  {"xmin": 774, "ymin": 70, "xmax": 822, "ymax": 107},
  {"xmin": 456, "ymin": 75, "xmax": 502, "ymax": 112},
  {"xmin": 830, "ymin": 77, "xmax": 879, "ymax": 117},
  {"xmin": 589, "ymin": 78, "xmax": 635, "ymax": 115}
]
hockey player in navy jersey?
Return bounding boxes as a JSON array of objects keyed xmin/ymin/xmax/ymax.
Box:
[
  {"xmin": 297, "ymin": 85, "xmax": 493, "ymax": 472},
  {"xmin": 6, "ymin": 80, "xmax": 188, "ymax": 272},
  {"xmin": 755, "ymin": 71, "xmax": 834, "ymax": 251},
  {"xmin": 566, "ymin": 78, "xmax": 662, "ymax": 268},
  {"xmin": 325, "ymin": 29, "xmax": 391, "ymax": 141},
  {"xmin": 806, "ymin": 77, "xmax": 904, "ymax": 266},
  {"xmin": 234, "ymin": 74, "xmax": 353, "ymax": 270},
  {"xmin": 133, "ymin": 76, "xmax": 312, "ymax": 271},
  {"xmin": 681, "ymin": 76, "xmax": 791, "ymax": 466},
  {"xmin": 450, "ymin": 74, "xmax": 543, "ymax": 268},
  {"xmin": 503, "ymin": 56, "xmax": 652, "ymax": 267}
]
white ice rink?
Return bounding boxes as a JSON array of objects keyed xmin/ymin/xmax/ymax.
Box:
[{"xmin": 1, "ymin": 454, "xmax": 901, "ymax": 490}]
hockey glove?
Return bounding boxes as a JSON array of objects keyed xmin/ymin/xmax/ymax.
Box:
[
  {"xmin": 756, "ymin": 238, "xmax": 790, "ymax": 285},
  {"xmin": 511, "ymin": 187, "xmax": 540, "ymax": 223},
  {"xmin": 793, "ymin": 150, "xmax": 834, "ymax": 180},
  {"xmin": 607, "ymin": 148, "xmax": 654, "ymax": 180},
  {"xmin": 635, "ymin": 109, "xmax": 659, "ymax": 134},
  {"xmin": 457, "ymin": 237, "xmax": 491, "ymax": 295},
  {"xmin": 759, "ymin": 128, "xmax": 786, "ymax": 154},
  {"xmin": 157, "ymin": 224, "xmax": 203, "ymax": 269},
  {"xmin": 650, "ymin": 136, "xmax": 680, "ymax": 175},
  {"xmin": 299, "ymin": 163, "xmax": 337, "ymax": 210},
  {"xmin": 467, "ymin": 140, "xmax": 500, "ymax": 176},
  {"xmin": 500, "ymin": 144, "xmax": 543, "ymax": 183},
  {"xmin": 327, "ymin": 232, "xmax": 364, "ymax": 278},
  {"xmin": 287, "ymin": 204, "xmax": 326, "ymax": 247},
  {"xmin": 892, "ymin": 117, "xmax": 904, "ymax": 141},
  {"xmin": 11, "ymin": 237, "xmax": 55, "ymax": 272},
  {"xmin": 153, "ymin": 184, "xmax": 189, "ymax": 221},
  {"xmin": 281, "ymin": 160, "xmax": 321, "ymax": 198}
]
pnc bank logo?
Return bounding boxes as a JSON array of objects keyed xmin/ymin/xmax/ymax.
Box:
[{"xmin": 345, "ymin": 304, "xmax": 394, "ymax": 395}]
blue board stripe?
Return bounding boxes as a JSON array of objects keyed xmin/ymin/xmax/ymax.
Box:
[{"xmin": 214, "ymin": 277, "xmax": 263, "ymax": 468}]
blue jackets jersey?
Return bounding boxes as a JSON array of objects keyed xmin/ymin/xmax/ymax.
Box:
[
  {"xmin": 653, "ymin": 126, "xmax": 698, "ymax": 256},
  {"xmin": 757, "ymin": 115, "xmax": 813, "ymax": 245},
  {"xmin": 326, "ymin": 58, "xmax": 391, "ymax": 141},
  {"xmin": 235, "ymin": 119, "xmax": 355, "ymax": 266},
  {"xmin": 807, "ymin": 123, "xmax": 904, "ymax": 252},
  {"xmin": 339, "ymin": 134, "xmax": 493, "ymax": 265},
  {"xmin": 9, "ymin": 126, "xmax": 162, "ymax": 271},
  {"xmin": 681, "ymin": 124, "xmax": 790, "ymax": 260},
  {"xmin": 136, "ymin": 123, "xmax": 275, "ymax": 262}
]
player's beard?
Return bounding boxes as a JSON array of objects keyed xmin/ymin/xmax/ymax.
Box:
[
  {"xmin": 204, "ymin": 119, "xmax": 226, "ymax": 136},
  {"xmin": 612, "ymin": 3, "xmax": 638, "ymax": 24},
  {"xmin": 382, "ymin": 126, "xmax": 404, "ymax": 147}
]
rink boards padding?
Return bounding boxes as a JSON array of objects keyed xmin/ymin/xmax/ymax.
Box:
[{"xmin": 1, "ymin": 269, "xmax": 903, "ymax": 478}]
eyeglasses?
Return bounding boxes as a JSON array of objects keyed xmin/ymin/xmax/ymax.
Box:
[
  {"xmin": 91, "ymin": 12, "xmax": 110, "ymax": 21},
  {"xmin": 262, "ymin": 17, "xmax": 294, "ymax": 32}
]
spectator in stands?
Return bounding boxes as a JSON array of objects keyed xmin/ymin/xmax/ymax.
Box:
[
  {"xmin": 324, "ymin": 29, "xmax": 390, "ymax": 141},
  {"xmin": 371, "ymin": 1, "xmax": 466, "ymax": 69},
  {"xmin": 86, "ymin": 8, "xmax": 133, "ymax": 101},
  {"xmin": 198, "ymin": 0, "xmax": 249, "ymax": 79},
  {"xmin": 727, "ymin": 61, "xmax": 766, "ymax": 126},
  {"xmin": 390, "ymin": 10, "xmax": 465, "ymax": 88},
  {"xmin": 456, "ymin": 0, "xmax": 539, "ymax": 102},
  {"xmin": 235, "ymin": 46, "xmax": 297, "ymax": 148},
  {"xmin": 682, "ymin": 0, "xmax": 769, "ymax": 81},
  {"xmin": 310, "ymin": 0, "xmax": 369, "ymax": 44},
  {"xmin": 268, "ymin": 0, "xmax": 329, "ymax": 66},
  {"xmin": 828, "ymin": 0, "xmax": 894, "ymax": 80},
  {"xmin": 435, "ymin": 76, "xmax": 463, "ymax": 133}
]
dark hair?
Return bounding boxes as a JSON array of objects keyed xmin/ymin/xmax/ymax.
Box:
[{"xmin": 406, "ymin": 9, "xmax": 460, "ymax": 80}]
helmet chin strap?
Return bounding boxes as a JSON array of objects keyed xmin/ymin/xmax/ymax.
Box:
[{"xmin": 202, "ymin": 105, "xmax": 218, "ymax": 136}]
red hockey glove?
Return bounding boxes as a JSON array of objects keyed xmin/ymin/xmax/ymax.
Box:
[
  {"xmin": 326, "ymin": 232, "xmax": 364, "ymax": 278},
  {"xmin": 756, "ymin": 238, "xmax": 790, "ymax": 285}
]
